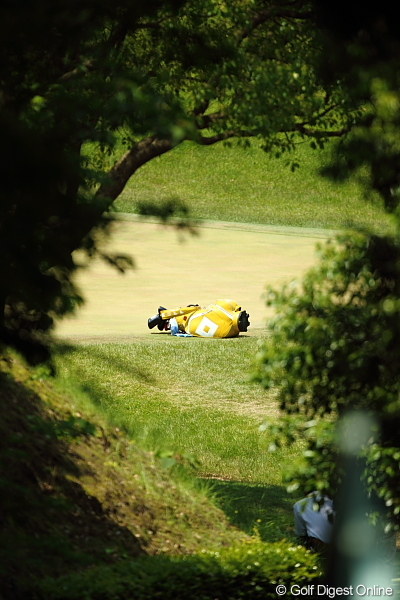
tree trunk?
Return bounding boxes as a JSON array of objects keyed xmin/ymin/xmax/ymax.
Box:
[
  {"xmin": 95, "ymin": 136, "xmax": 174, "ymax": 205},
  {"xmin": 0, "ymin": 288, "xmax": 7, "ymax": 342}
]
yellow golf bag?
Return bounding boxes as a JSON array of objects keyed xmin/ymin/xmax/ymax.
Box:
[{"xmin": 148, "ymin": 299, "xmax": 250, "ymax": 338}]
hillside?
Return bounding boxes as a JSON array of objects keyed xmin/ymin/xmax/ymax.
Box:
[
  {"xmin": 95, "ymin": 138, "xmax": 392, "ymax": 232},
  {"xmin": 0, "ymin": 351, "xmax": 244, "ymax": 598}
]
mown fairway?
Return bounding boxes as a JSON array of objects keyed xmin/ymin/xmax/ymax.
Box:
[{"xmin": 56, "ymin": 219, "xmax": 330, "ymax": 339}]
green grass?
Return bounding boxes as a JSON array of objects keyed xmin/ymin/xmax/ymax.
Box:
[
  {"xmin": 68, "ymin": 134, "xmax": 386, "ymax": 545},
  {"xmin": 209, "ymin": 480, "xmax": 295, "ymax": 542},
  {"xmin": 53, "ymin": 337, "xmax": 301, "ymax": 542},
  {"xmin": 1, "ymin": 349, "xmax": 257, "ymax": 595},
  {"xmin": 53, "ymin": 338, "xmax": 294, "ymax": 483},
  {"xmin": 107, "ymin": 138, "xmax": 390, "ymax": 231}
]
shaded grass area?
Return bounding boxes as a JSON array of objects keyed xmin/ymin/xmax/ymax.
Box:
[
  {"xmin": 0, "ymin": 355, "xmax": 139, "ymax": 595},
  {"xmin": 108, "ymin": 139, "xmax": 390, "ymax": 231},
  {"xmin": 209, "ymin": 481, "xmax": 295, "ymax": 544},
  {"xmin": 0, "ymin": 351, "xmax": 246, "ymax": 598}
]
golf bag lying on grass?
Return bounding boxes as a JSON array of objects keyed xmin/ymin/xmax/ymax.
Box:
[{"xmin": 148, "ymin": 299, "xmax": 250, "ymax": 338}]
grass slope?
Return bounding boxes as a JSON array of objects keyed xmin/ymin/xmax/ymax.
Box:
[
  {"xmin": 0, "ymin": 351, "xmax": 245, "ymax": 598},
  {"xmin": 53, "ymin": 337, "xmax": 301, "ymax": 544},
  {"xmin": 108, "ymin": 139, "xmax": 390, "ymax": 231}
]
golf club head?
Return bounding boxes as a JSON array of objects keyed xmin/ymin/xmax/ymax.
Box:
[
  {"xmin": 148, "ymin": 314, "xmax": 163, "ymax": 329},
  {"xmin": 238, "ymin": 311, "xmax": 250, "ymax": 332}
]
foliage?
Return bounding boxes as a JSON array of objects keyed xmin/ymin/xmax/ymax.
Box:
[
  {"xmin": 251, "ymin": 0, "xmax": 400, "ymax": 531},
  {"xmin": 35, "ymin": 540, "xmax": 321, "ymax": 600},
  {"xmin": 125, "ymin": 0, "xmax": 352, "ymax": 144},
  {"xmin": 314, "ymin": 0, "xmax": 400, "ymax": 213},
  {"xmin": 0, "ymin": 0, "xmax": 184, "ymax": 363},
  {"xmin": 94, "ymin": 0, "xmax": 358, "ymax": 203},
  {"xmin": 0, "ymin": 0, "xmax": 360, "ymax": 362},
  {"xmin": 257, "ymin": 230, "xmax": 400, "ymax": 418},
  {"xmin": 253, "ymin": 227, "xmax": 400, "ymax": 525}
]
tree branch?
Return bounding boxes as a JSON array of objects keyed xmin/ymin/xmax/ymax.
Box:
[
  {"xmin": 58, "ymin": 60, "xmax": 94, "ymax": 82},
  {"xmin": 107, "ymin": 16, "xmax": 129, "ymax": 51},
  {"xmin": 95, "ymin": 136, "xmax": 173, "ymax": 204},
  {"xmin": 237, "ymin": 3, "xmax": 314, "ymax": 44},
  {"xmin": 294, "ymin": 124, "xmax": 351, "ymax": 138},
  {"xmin": 196, "ymin": 111, "xmax": 224, "ymax": 129},
  {"xmin": 291, "ymin": 101, "xmax": 351, "ymax": 137},
  {"xmin": 135, "ymin": 20, "xmax": 165, "ymax": 30},
  {"xmin": 96, "ymin": 125, "xmax": 255, "ymax": 209},
  {"xmin": 59, "ymin": 12, "xmax": 132, "ymax": 82},
  {"xmin": 197, "ymin": 130, "xmax": 253, "ymax": 145},
  {"xmin": 312, "ymin": 102, "xmax": 340, "ymax": 122},
  {"xmin": 193, "ymin": 99, "xmax": 211, "ymax": 117}
]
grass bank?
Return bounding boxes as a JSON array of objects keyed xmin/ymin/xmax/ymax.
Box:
[
  {"xmin": 100, "ymin": 138, "xmax": 391, "ymax": 231},
  {"xmin": 0, "ymin": 350, "xmax": 250, "ymax": 596},
  {"xmin": 1, "ymin": 347, "xmax": 316, "ymax": 598},
  {"xmin": 52, "ymin": 336, "xmax": 301, "ymax": 543}
]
